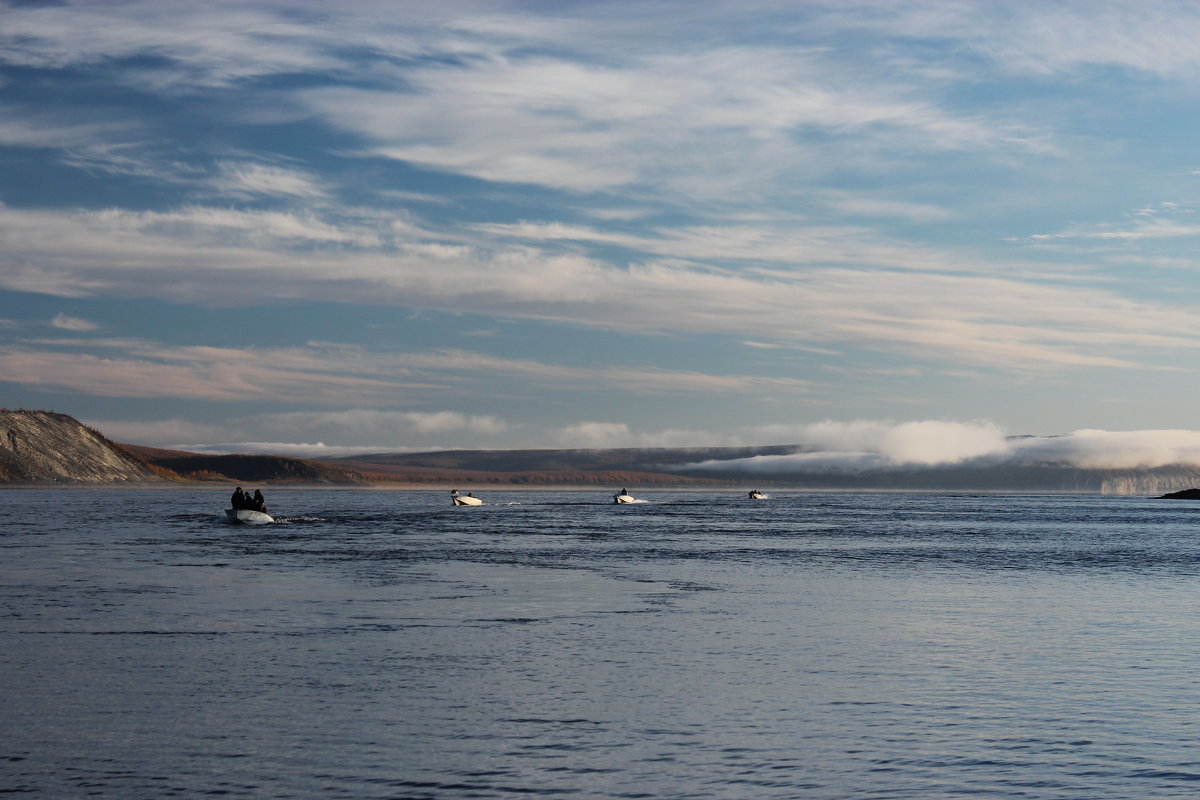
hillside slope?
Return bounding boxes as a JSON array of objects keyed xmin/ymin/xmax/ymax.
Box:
[
  {"xmin": 327, "ymin": 445, "xmax": 1200, "ymax": 493},
  {"xmin": 329, "ymin": 446, "xmax": 797, "ymax": 486},
  {"xmin": 121, "ymin": 444, "xmax": 368, "ymax": 485},
  {"xmin": 0, "ymin": 409, "xmax": 163, "ymax": 484}
]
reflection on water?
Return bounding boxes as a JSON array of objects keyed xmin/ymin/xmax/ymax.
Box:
[{"xmin": 2, "ymin": 489, "xmax": 1200, "ymax": 798}]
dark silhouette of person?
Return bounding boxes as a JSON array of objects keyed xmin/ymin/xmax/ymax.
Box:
[
  {"xmin": 253, "ymin": 489, "xmax": 266, "ymax": 512},
  {"xmin": 231, "ymin": 487, "xmax": 245, "ymax": 509}
]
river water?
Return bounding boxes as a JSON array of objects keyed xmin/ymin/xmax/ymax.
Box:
[{"xmin": 2, "ymin": 488, "xmax": 1199, "ymax": 798}]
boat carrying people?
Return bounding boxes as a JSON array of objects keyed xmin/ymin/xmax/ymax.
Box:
[
  {"xmin": 231, "ymin": 486, "xmax": 267, "ymax": 512},
  {"xmin": 451, "ymin": 490, "xmax": 483, "ymax": 506},
  {"xmin": 225, "ymin": 486, "xmax": 274, "ymax": 524}
]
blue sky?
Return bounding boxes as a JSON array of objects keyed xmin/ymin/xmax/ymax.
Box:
[{"xmin": 3, "ymin": 0, "xmax": 1200, "ymax": 457}]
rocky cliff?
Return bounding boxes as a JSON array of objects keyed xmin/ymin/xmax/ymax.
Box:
[{"xmin": 0, "ymin": 409, "xmax": 163, "ymax": 484}]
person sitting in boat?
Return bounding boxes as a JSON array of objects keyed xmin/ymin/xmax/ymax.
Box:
[
  {"xmin": 231, "ymin": 487, "xmax": 245, "ymax": 509},
  {"xmin": 253, "ymin": 489, "xmax": 266, "ymax": 512}
]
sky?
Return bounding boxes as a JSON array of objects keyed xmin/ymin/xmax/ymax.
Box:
[{"xmin": 3, "ymin": 0, "xmax": 1200, "ymax": 460}]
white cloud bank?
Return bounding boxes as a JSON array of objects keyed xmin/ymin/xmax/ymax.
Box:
[
  {"xmin": 1010, "ymin": 429, "xmax": 1200, "ymax": 471},
  {"xmin": 678, "ymin": 421, "xmax": 1200, "ymax": 473},
  {"xmin": 86, "ymin": 414, "xmax": 1200, "ymax": 471}
]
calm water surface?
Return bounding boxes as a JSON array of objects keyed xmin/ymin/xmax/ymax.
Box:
[{"xmin": 2, "ymin": 489, "xmax": 1200, "ymax": 798}]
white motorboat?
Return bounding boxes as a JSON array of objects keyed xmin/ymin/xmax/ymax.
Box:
[
  {"xmin": 451, "ymin": 490, "xmax": 483, "ymax": 506},
  {"xmin": 225, "ymin": 508, "xmax": 275, "ymax": 524},
  {"xmin": 613, "ymin": 492, "xmax": 637, "ymax": 504},
  {"xmin": 748, "ymin": 490, "xmax": 768, "ymax": 500}
]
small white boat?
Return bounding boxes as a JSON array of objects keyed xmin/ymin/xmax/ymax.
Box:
[
  {"xmin": 451, "ymin": 490, "xmax": 483, "ymax": 506},
  {"xmin": 613, "ymin": 492, "xmax": 637, "ymax": 504},
  {"xmin": 748, "ymin": 490, "xmax": 768, "ymax": 500},
  {"xmin": 225, "ymin": 508, "xmax": 275, "ymax": 524}
]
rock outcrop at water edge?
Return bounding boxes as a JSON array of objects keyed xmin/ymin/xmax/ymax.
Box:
[{"xmin": 1158, "ymin": 488, "xmax": 1200, "ymax": 500}]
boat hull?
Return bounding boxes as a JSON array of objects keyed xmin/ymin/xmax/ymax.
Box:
[
  {"xmin": 452, "ymin": 495, "xmax": 483, "ymax": 506},
  {"xmin": 225, "ymin": 508, "xmax": 275, "ymax": 524},
  {"xmin": 613, "ymin": 494, "xmax": 636, "ymax": 504}
]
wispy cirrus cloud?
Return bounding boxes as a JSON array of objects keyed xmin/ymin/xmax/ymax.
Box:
[
  {"xmin": 301, "ymin": 45, "xmax": 1033, "ymax": 198},
  {"xmin": 3, "ymin": 204, "xmax": 1200, "ymax": 372},
  {"xmin": 11, "ymin": 1, "xmax": 1200, "ymax": 92},
  {"xmin": 388, "ymin": 348, "xmax": 812, "ymax": 396},
  {"xmin": 806, "ymin": 1, "xmax": 1200, "ymax": 79},
  {"xmin": 469, "ymin": 218, "xmax": 980, "ymax": 273},
  {"xmin": 1029, "ymin": 207, "xmax": 1200, "ymax": 242},
  {"xmin": 0, "ymin": 0, "xmax": 357, "ymax": 86},
  {"xmin": 819, "ymin": 192, "xmax": 955, "ymax": 222},
  {"xmin": 1, "ymin": 337, "xmax": 811, "ymax": 405},
  {"xmin": 208, "ymin": 161, "xmax": 328, "ymax": 201},
  {"xmin": 50, "ymin": 313, "xmax": 97, "ymax": 332},
  {"xmin": 2, "ymin": 0, "xmax": 1194, "ymax": 209},
  {"xmin": 970, "ymin": 4, "xmax": 1200, "ymax": 78},
  {"xmin": 0, "ymin": 345, "xmax": 418, "ymax": 402},
  {"xmin": 0, "ymin": 109, "xmax": 137, "ymax": 150}
]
